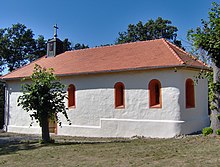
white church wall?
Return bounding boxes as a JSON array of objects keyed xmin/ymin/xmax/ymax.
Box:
[
  {"xmin": 4, "ymin": 68, "xmax": 209, "ymax": 138},
  {"xmin": 178, "ymin": 70, "xmax": 210, "ymax": 134},
  {"xmin": 58, "ymin": 68, "xmax": 208, "ymax": 137},
  {"xmin": 5, "ymin": 80, "xmax": 41, "ymax": 134}
]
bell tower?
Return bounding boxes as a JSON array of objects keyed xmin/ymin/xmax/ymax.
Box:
[{"xmin": 47, "ymin": 24, "xmax": 64, "ymax": 57}]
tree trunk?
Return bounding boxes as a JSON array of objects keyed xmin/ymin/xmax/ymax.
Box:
[
  {"xmin": 211, "ymin": 63, "xmax": 220, "ymax": 133},
  {"xmin": 41, "ymin": 112, "xmax": 50, "ymax": 143}
]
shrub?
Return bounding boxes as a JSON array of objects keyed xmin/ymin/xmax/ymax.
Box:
[
  {"xmin": 202, "ymin": 127, "xmax": 213, "ymax": 136},
  {"xmin": 216, "ymin": 129, "xmax": 220, "ymax": 135}
]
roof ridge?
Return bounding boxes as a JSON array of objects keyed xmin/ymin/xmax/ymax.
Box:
[
  {"xmin": 165, "ymin": 40, "xmax": 208, "ymax": 67},
  {"xmin": 161, "ymin": 39, "xmax": 185, "ymax": 64},
  {"xmin": 2, "ymin": 56, "xmax": 46, "ymax": 78}
]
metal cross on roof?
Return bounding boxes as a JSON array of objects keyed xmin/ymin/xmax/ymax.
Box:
[{"xmin": 54, "ymin": 24, "xmax": 58, "ymax": 38}]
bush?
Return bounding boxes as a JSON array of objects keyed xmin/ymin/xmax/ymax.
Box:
[
  {"xmin": 202, "ymin": 127, "xmax": 213, "ymax": 136},
  {"xmin": 216, "ymin": 129, "xmax": 220, "ymax": 135}
]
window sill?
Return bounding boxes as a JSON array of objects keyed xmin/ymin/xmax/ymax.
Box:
[
  {"xmin": 115, "ymin": 105, "xmax": 125, "ymax": 109},
  {"xmin": 150, "ymin": 104, "xmax": 162, "ymax": 109},
  {"xmin": 68, "ymin": 106, "xmax": 76, "ymax": 109},
  {"xmin": 186, "ymin": 106, "xmax": 195, "ymax": 109}
]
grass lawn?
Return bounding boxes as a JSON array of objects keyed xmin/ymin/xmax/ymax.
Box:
[{"xmin": 0, "ymin": 133, "xmax": 220, "ymax": 167}]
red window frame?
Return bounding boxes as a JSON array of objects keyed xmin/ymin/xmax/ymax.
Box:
[
  {"xmin": 185, "ymin": 79, "xmax": 195, "ymax": 108},
  {"xmin": 148, "ymin": 79, "xmax": 162, "ymax": 108},
  {"xmin": 68, "ymin": 84, "xmax": 76, "ymax": 108},
  {"xmin": 114, "ymin": 82, "xmax": 125, "ymax": 108}
]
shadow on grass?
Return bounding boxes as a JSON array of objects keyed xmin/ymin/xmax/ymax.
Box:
[
  {"xmin": 0, "ymin": 141, "xmax": 42, "ymax": 156},
  {"xmin": 0, "ymin": 138, "xmax": 131, "ymax": 156},
  {"xmin": 53, "ymin": 139, "xmax": 131, "ymax": 146}
]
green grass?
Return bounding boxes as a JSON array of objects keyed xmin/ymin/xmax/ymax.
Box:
[{"xmin": 1, "ymin": 133, "xmax": 220, "ymax": 167}]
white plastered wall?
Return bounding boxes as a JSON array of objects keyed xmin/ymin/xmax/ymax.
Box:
[
  {"xmin": 178, "ymin": 70, "xmax": 210, "ymax": 134},
  {"xmin": 4, "ymin": 68, "xmax": 210, "ymax": 138},
  {"xmin": 4, "ymin": 80, "xmax": 41, "ymax": 134}
]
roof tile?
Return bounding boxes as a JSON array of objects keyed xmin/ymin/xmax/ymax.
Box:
[{"xmin": 2, "ymin": 38, "xmax": 207, "ymax": 80}]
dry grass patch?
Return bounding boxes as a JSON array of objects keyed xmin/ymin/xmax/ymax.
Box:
[{"xmin": 1, "ymin": 133, "xmax": 220, "ymax": 167}]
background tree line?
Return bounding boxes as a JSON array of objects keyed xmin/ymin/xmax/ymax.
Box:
[
  {"xmin": 0, "ymin": 17, "xmax": 182, "ymax": 75},
  {"xmin": 0, "ymin": 23, "xmax": 89, "ymax": 74},
  {"xmin": 115, "ymin": 17, "xmax": 182, "ymax": 48}
]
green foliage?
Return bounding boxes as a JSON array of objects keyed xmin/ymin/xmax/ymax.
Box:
[
  {"xmin": 0, "ymin": 30, "xmax": 6, "ymax": 73},
  {"xmin": 188, "ymin": 2, "xmax": 220, "ymax": 64},
  {"xmin": 62, "ymin": 42, "xmax": 90, "ymax": 51},
  {"xmin": 17, "ymin": 64, "xmax": 70, "ymax": 126},
  {"xmin": 17, "ymin": 64, "xmax": 70, "ymax": 142},
  {"xmin": 194, "ymin": 70, "xmax": 215, "ymax": 112},
  {"xmin": 116, "ymin": 17, "xmax": 182, "ymax": 48},
  {"xmin": 63, "ymin": 38, "xmax": 72, "ymax": 51},
  {"xmin": 202, "ymin": 127, "xmax": 213, "ymax": 136},
  {"xmin": 34, "ymin": 35, "xmax": 47, "ymax": 60},
  {"xmin": 27, "ymin": 35, "xmax": 47, "ymax": 62},
  {"xmin": 204, "ymin": 71, "xmax": 220, "ymax": 112},
  {"xmin": 0, "ymin": 23, "xmax": 90, "ymax": 75},
  {"xmin": 0, "ymin": 23, "xmax": 74, "ymax": 74},
  {"xmin": 216, "ymin": 129, "xmax": 220, "ymax": 135},
  {"xmin": 73, "ymin": 43, "xmax": 89, "ymax": 50},
  {"xmin": 0, "ymin": 23, "xmax": 36, "ymax": 72},
  {"xmin": 0, "ymin": 23, "xmax": 48, "ymax": 73}
]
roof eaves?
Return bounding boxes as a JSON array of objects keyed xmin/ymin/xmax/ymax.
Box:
[
  {"xmin": 2, "ymin": 64, "xmax": 211, "ymax": 81},
  {"xmin": 44, "ymin": 65, "xmax": 212, "ymax": 77}
]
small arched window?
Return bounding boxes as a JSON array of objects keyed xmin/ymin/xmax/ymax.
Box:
[
  {"xmin": 114, "ymin": 82, "xmax": 125, "ymax": 108},
  {"xmin": 148, "ymin": 79, "xmax": 162, "ymax": 108},
  {"xmin": 186, "ymin": 79, "xmax": 195, "ymax": 108},
  {"xmin": 68, "ymin": 84, "xmax": 76, "ymax": 108}
]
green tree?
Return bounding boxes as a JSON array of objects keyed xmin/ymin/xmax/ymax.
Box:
[
  {"xmin": 0, "ymin": 29, "xmax": 6, "ymax": 74},
  {"xmin": 26, "ymin": 35, "xmax": 47, "ymax": 62},
  {"xmin": 0, "ymin": 23, "xmax": 49, "ymax": 73},
  {"xmin": 63, "ymin": 38, "xmax": 72, "ymax": 51},
  {"xmin": 116, "ymin": 17, "xmax": 182, "ymax": 48},
  {"xmin": 17, "ymin": 64, "xmax": 71, "ymax": 143},
  {"xmin": 0, "ymin": 23, "xmax": 36, "ymax": 72},
  {"xmin": 73, "ymin": 43, "xmax": 89, "ymax": 50},
  {"xmin": 34, "ymin": 35, "xmax": 47, "ymax": 60},
  {"xmin": 188, "ymin": 2, "xmax": 220, "ymax": 133}
]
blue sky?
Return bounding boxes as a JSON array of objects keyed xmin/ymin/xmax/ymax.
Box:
[{"xmin": 0, "ymin": 0, "xmax": 218, "ymax": 48}]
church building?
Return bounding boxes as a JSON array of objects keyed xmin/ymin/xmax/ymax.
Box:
[{"xmin": 1, "ymin": 30, "xmax": 210, "ymax": 138}]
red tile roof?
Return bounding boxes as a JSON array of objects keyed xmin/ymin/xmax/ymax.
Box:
[{"xmin": 2, "ymin": 38, "xmax": 208, "ymax": 80}]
